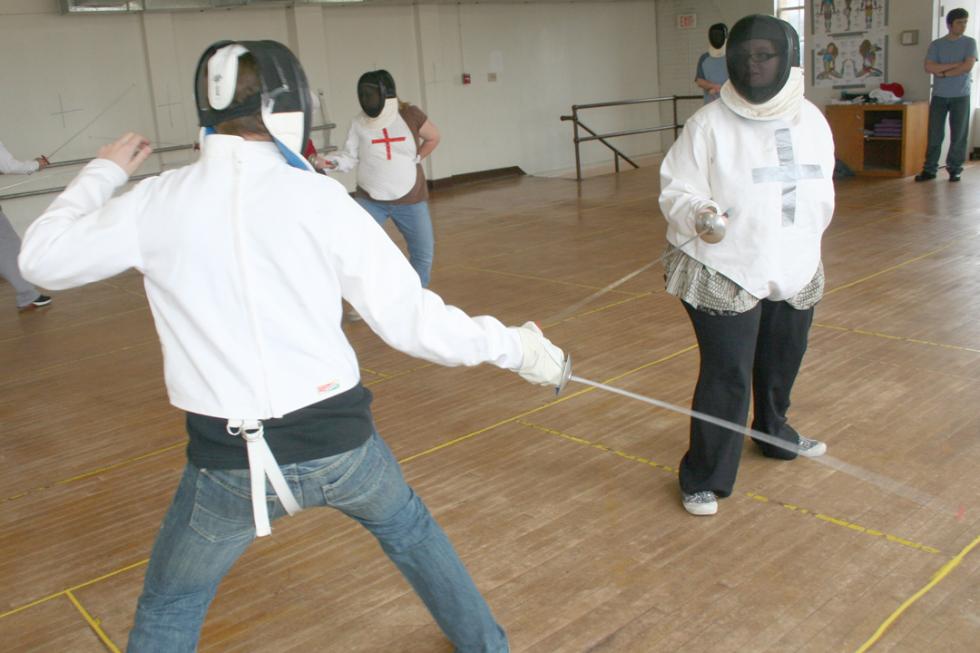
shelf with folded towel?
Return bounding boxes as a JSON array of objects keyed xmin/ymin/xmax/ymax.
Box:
[{"xmin": 825, "ymin": 102, "xmax": 928, "ymax": 177}]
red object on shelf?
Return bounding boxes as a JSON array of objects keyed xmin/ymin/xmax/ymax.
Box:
[{"xmin": 880, "ymin": 82, "xmax": 905, "ymax": 98}]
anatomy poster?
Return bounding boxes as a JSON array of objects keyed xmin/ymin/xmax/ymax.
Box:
[
  {"xmin": 812, "ymin": 0, "xmax": 888, "ymax": 36},
  {"xmin": 812, "ymin": 32, "xmax": 887, "ymax": 87}
]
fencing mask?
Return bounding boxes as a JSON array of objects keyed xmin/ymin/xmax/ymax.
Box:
[
  {"xmin": 357, "ymin": 70, "xmax": 397, "ymax": 118},
  {"xmin": 726, "ymin": 15, "xmax": 800, "ymax": 104},
  {"xmin": 194, "ymin": 40, "xmax": 312, "ymax": 170},
  {"xmin": 708, "ymin": 23, "xmax": 728, "ymax": 50}
]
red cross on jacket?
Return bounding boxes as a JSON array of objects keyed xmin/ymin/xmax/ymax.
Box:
[{"xmin": 371, "ymin": 128, "xmax": 407, "ymax": 160}]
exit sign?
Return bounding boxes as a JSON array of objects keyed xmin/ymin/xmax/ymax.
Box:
[{"xmin": 677, "ymin": 13, "xmax": 697, "ymax": 29}]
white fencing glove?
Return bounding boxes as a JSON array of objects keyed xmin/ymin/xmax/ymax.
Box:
[{"xmin": 515, "ymin": 321, "xmax": 567, "ymax": 387}]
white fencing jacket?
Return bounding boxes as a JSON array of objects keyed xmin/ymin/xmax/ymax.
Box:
[
  {"xmin": 659, "ymin": 70, "xmax": 835, "ymax": 301},
  {"xmin": 328, "ymin": 99, "xmax": 420, "ymax": 201},
  {"xmin": 20, "ymin": 136, "xmax": 523, "ymax": 422}
]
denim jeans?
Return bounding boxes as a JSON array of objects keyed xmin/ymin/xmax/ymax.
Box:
[
  {"xmin": 923, "ymin": 95, "xmax": 971, "ymax": 176},
  {"xmin": 127, "ymin": 433, "xmax": 508, "ymax": 653},
  {"xmin": 355, "ymin": 197, "xmax": 434, "ymax": 287}
]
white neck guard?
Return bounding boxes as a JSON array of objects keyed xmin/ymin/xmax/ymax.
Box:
[
  {"xmin": 708, "ymin": 44, "xmax": 726, "ymax": 58},
  {"xmin": 358, "ymin": 97, "xmax": 399, "ymax": 130},
  {"xmin": 720, "ymin": 67, "xmax": 804, "ymax": 122}
]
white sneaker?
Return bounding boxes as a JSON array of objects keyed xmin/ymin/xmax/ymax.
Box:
[
  {"xmin": 797, "ymin": 436, "xmax": 827, "ymax": 458},
  {"xmin": 682, "ymin": 491, "xmax": 718, "ymax": 516},
  {"xmin": 346, "ymin": 309, "xmax": 362, "ymax": 322}
]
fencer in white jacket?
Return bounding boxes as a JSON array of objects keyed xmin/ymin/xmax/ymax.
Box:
[
  {"xmin": 18, "ymin": 40, "xmax": 563, "ymax": 653},
  {"xmin": 659, "ymin": 15, "xmax": 834, "ymax": 517}
]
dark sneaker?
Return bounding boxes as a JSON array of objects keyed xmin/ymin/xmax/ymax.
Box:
[
  {"xmin": 949, "ymin": 174, "xmax": 961, "ymax": 182},
  {"xmin": 19, "ymin": 295, "xmax": 52, "ymax": 311},
  {"xmin": 797, "ymin": 436, "xmax": 827, "ymax": 458},
  {"xmin": 914, "ymin": 172, "xmax": 936, "ymax": 182},
  {"xmin": 682, "ymin": 490, "xmax": 718, "ymax": 516}
]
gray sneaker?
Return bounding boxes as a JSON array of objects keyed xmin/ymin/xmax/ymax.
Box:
[
  {"xmin": 797, "ymin": 436, "xmax": 827, "ymax": 458},
  {"xmin": 682, "ymin": 490, "xmax": 718, "ymax": 516}
]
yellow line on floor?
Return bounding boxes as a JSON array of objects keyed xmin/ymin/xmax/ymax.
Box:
[
  {"xmin": 517, "ymin": 419, "xmax": 943, "ymax": 556},
  {"xmin": 813, "ymin": 322, "xmax": 980, "ymax": 354},
  {"xmin": 542, "ymin": 293, "xmax": 652, "ymax": 329},
  {"xmin": 1, "ymin": 442, "xmax": 184, "ymax": 505},
  {"xmin": 400, "ymin": 344, "xmax": 697, "ymax": 464},
  {"xmin": 824, "ymin": 244, "xmax": 955, "ymax": 296},
  {"xmin": 359, "ymin": 367, "xmax": 394, "ymax": 379},
  {"xmin": 363, "ymin": 362, "xmax": 436, "ymax": 387},
  {"xmin": 65, "ymin": 590, "xmax": 122, "ymax": 653},
  {"xmin": 854, "ymin": 534, "xmax": 980, "ymax": 653},
  {"xmin": 517, "ymin": 420, "xmax": 679, "ymax": 474},
  {"xmin": 0, "ymin": 559, "xmax": 149, "ymax": 621},
  {"xmin": 745, "ymin": 492, "xmax": 942, "ymax": 555},
  {"xmin": 456, "ymin": 265, "xmax": 645, "ymax": 295}
]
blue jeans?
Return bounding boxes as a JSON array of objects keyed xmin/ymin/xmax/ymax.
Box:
[
  {"xmin": 923, "ymin": 95, "xmax": 971, "ymax": 176},
  {"xmin": 127, "ymin": 433, "xmax": 508, "ymax": 653},
  {"xmin": 356, "ymin": 197, "xmax": 434, "ymax": 287}
]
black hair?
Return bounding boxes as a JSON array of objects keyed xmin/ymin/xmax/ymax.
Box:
[{"xmin": 947, "ymin": 8, "xmax": 969, "ymax": 26}]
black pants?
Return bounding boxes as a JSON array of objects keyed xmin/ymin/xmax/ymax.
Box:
[{"xmin": 679, "ymin": 299, "xmax": 814, "ymax": 497}]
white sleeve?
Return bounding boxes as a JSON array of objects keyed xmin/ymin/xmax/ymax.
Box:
[
  {"xmin": 658, "ymin": 120, "xmax": 720, "ymax": 236},
  {"xmin": 0, "ymin": 141, "xmax": 39, "ymax": 174},
  {"xmin": 325, "ymin": 187, "xmax": 524, "ymax": 371},
  {"xmin": 19, "ymin": 159, "xmax": 145, "ymax": 289},
  {"xmin": 325, "ymin": 125, "xmax": 359, "ymax": 173}
]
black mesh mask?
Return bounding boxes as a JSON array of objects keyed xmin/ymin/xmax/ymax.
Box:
[
  {"xmin": 726, "ymin": 15, "xmax": 800, "ymax": 104},
  {"xmin": 708, "ymin": 23, "xmax": 728, "ymax": 50},
  {"xmin": 357, "ymin": 70, "xmax": 397, "ymax": 118}
]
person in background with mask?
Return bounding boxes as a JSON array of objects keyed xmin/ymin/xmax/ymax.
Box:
[
  {"xmin": 694, "ymin": 23, "xmax": 729, "ymax": 104},
  {"xmin": 659, "ymin": 15, "xmax": 834, "ymax": 516},
  {"xmin": 0, "ymin": 140, "xmax": 51, "ymax": 311},
  {"xmin": 20, "ymin": 40, "xmax": 566, "ymax": 652},
  {"xmin": 317, "ymin": 70, "xmax": 440, "ymax": 289}
]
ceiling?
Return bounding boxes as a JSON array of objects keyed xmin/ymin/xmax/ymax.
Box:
[{"xmin": 63, "ymin": 0, "xmax": 635, "ymax": 12}]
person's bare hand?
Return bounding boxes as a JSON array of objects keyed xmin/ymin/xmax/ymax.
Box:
[
  {"xmin": 97, "ymin": 132, "xmax": 153, "ymax": 176},
  {"xmin": 35, "ymin": 155, "xmax": 50, "ymax": 170}
]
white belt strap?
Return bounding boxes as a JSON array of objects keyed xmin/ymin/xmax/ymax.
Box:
[{"xmin": 226, "ymin": 419, "xmax": 302, "ymax": 537}]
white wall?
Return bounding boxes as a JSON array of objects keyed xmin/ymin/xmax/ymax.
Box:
[{"xmin": 0, "ymin": 0, "xmax": 661, "ymax": 232}]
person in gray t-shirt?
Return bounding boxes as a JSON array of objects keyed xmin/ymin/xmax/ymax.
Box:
[
  {"xmin": 916, "ymin": 8, "xmax": 978, "ymax": 182},
  {"xmin": 695, "ymin": 23, "xmax": 729, "ymax": 104}
]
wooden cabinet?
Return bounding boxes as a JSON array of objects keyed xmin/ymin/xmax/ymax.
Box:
[{"xmin": 824, "ymin": 102, "xmax": 928, "ymax": 177}]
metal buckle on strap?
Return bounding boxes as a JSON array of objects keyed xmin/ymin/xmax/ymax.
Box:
[{"xmin": 226, "ymin": 418, "xmax": 302, "ymax": 537}]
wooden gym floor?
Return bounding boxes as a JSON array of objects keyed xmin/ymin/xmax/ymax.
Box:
[{"xmin": 1, "ymin": 164, "xmax": 978, "ymax": 652}]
